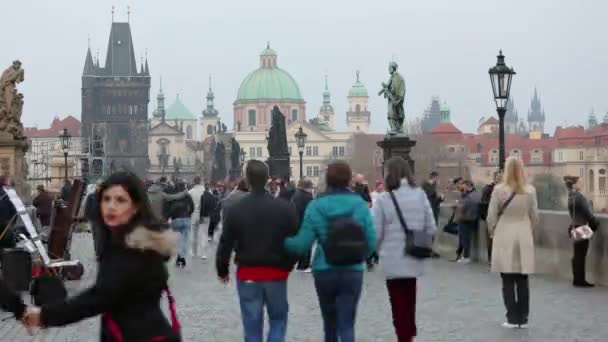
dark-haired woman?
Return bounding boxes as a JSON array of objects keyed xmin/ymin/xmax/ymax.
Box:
[
  {"xmin": 25, "ymin": 172, "xmax": 181, "ymax": 341},
  {"xmin": 373, "ymin": 157, "xmax": 437, "ymax": 342},
  {"xmin": 285, "ymin": 161, "xmax": 376, "ymax": 342},
  {"xmin": 565, "ymin": 176, "xmax": 598, "ymax": 287}
]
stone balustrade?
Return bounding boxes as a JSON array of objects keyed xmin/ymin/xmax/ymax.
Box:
[{"xmin": 435, "ymin": 206, "xmax": 608, "ymax": 286}]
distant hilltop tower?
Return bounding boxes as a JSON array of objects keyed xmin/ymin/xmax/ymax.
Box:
[
  {"xmin": 346, "ymin": 71, "xmax": 370, "ymax": 133},
  {"xmin": 81, "ymin": 19, "xmax": 150, "ymax": 178},
  {"xmin": 319, "ymin": 75, "xmax": 335, "ymax": 129},
  {"xmin": 527, "ymin": 88, "xmax": 545, "ymax": 139},
  {"xmin": 201, "ymin": 76, "xmax": 220, "ymax": 141}
]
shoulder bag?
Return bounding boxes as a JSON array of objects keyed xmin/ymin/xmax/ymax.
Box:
[
  {"xmin": 569, "ymin": 196, "xmax": 593, "ymax": 241},
  {"xmin": 389, "ymin": 191, "xmax": 432, "ymax": 259},
  {"xmin": 496, "ymin": 192, "xmax": 517, "ymax": 222}
]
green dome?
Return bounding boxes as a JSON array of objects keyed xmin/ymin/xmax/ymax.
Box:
[
  {"xmin": 440, "ymin": 102, "xmax": 450, "ymax": 112},
  {"xmin": 348, "ymin": 71, "xmax": 368, "ymax": 97},
  {"xmin": 165, "ymin": 95, "xmax": 195, "ymax": 120},
  {"xmin": 237, "ymin": 67, "xmax": 303, "ymax": 101},
  {"xmin": 261, "ymin": 47, "xmax": 277, "ymax": 56}
]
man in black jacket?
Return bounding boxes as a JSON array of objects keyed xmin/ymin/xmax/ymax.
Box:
[
  {"xmin": 216, "ymin": 160, "xmax": 298, "ymax": 342},
  {"xmin": 422, "ymin": 171, "xmax": 443, "ymax": 225},
  {"xmin": 0, "ymin": 277, "xmax": 25, "ymax": 320},
  {"xmin": 291, "ymin": 179, "xmax": 314, "ymax": 271}
]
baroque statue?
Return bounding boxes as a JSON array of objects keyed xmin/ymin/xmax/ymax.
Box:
[
  {"xmin": 212, "ymin": 141, "xmax": 227, "ymax": 181},
  {"xmin": 0, "ymin": 60, "xmax": 25, "ymax": 138},
  {"xmin": 230, "ymin": 137, "xmax": 241, "ymax": 171},
  {"xmin": 379, "ymin": 61, "xmax": 406, "ymax": 135},
  {"xmin": 267, "ymin": 106, "xmax": 289, "ymax": 157}
]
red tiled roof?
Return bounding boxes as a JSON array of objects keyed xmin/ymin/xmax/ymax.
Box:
[
  {"xmin": 24, "ymin": 115, "xmax": 81, "ymax": 138},
  {"xmin": 431, "ymin": 122, "xmax": 462, "ymax": 134}
]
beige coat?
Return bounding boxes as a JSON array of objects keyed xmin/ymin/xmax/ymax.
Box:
[{"xmin": 487, "ymin": 184, "xmax": 539, "ymax": 274}]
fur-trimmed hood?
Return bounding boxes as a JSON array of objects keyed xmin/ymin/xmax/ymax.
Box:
[{"xmin": 124, "ymin": 225, "xmax": 177, "ymax": 257}]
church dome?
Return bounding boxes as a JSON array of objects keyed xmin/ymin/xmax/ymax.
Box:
[
  {"xmin": 440, "ymin": 102, "xmax": 450, "ymax": 112},
  {"xmin": 236, "ymin": 45, "xmax": 303, "ymax": 102},
  {"xmin": 348, "ymin": 71, "xmax": 368, "ymax": 97}
]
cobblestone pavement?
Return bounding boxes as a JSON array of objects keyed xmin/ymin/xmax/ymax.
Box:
[{"xmin": 2, "ymin": 233, "xmax": 607, "ymax": 342}]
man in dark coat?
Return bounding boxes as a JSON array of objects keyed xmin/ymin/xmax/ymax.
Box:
[
  {"xmin": 0, "ymin": 178, "xmax": 17, "ymax": 249},
  {"xmin": 422, "ymin": 171, "xmax": 443, "ymax": 225},
  {"xmin": 60, "ymin": 180, "xmax": 72, "ymax": 201},
  {"xmin": 291, "ymin": 179, "xmax": 314, "ymax": 271},
  {"xmin": 0, "ymin": 277, "xmax": 25, "ymax": 320},
  {"xmin": 33, "ymin": 184, "xmax": 53, "ymax": 241},
  {"xmin": 216, "ymin": 160, "xmax": 298, "ymax": 342}
]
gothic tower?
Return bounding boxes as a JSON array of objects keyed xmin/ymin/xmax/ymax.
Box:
[
  {"xmin": 527, "ymin": 88, "xmax": 545, "ymax": 139},
  {"xmin": 81, "ymin": 21, "xmax": 151, "ymax": 178},
  {"xmin": 505, "ymin": 98, "xmax": 519, "ymax": 134},
  {"xmin": 588, "ymin": 108, "xmax": 598, "ymax": 129},
  {"xmin": 346, "ymin": 71, "xmax": 370, "ymax": 133}
]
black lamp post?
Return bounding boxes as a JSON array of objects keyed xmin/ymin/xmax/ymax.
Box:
[
  {"xmin": 295, "ymin": 126, "xmax": 307, "ymax": 180},
  {"xmin": 240, "ymin": 148, "xmax": 246, "ymax": 176},
  {"xmin": 59, "ymin": 128, "xmax": 72, "ymax": 182},
  {"xmin": 489, "ymin": 50, "xmax": 516, "ymax": 171}
]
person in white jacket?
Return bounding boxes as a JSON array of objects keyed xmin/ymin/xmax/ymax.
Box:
[{"xmin": 189, "ymin": 176, "xmax": 207, "ymax": 259}]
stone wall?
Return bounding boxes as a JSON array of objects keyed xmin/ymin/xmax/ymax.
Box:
[{"xmin": 435, "ymin": 206, "xmax": 608, "ymax": 286}]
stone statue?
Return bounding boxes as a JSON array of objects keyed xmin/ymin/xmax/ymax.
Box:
[
  {"xmin": 230, "ymin": 137, "xmax": 241, "ymax": 170},
  {"xmin": 267, "ymin": 106, "xmax": 289, "ymax": 157},
  {"xmin": 0, "ymin": 61, "xmax": 25, "ymax": 138},
  {"xmin": 379, "ymin": 62, "xmax": 406, "ymax": 135},
  {"xmin": 213, "ymin": 141, "xmax": 226, "ymax": 181}
]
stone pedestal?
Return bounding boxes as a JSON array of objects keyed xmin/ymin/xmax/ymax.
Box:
[
  {"xmin": 0, "ymin": 133, "xmax": 30, "ymax": 199},
  {"xmin": 376, "ymin": 135, "xmax": 416, "ymax": 175},
  {"xmin": 267, "ymin": 156, "xmax": 290, "ymax": 180}
]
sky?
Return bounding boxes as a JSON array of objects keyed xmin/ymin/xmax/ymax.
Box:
[{"xmin": 2, "ymin": 0, "xmax": 607, "ymax": 134}]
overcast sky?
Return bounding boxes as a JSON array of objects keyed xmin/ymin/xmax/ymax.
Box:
[{"xmin": 2, "ymin": 0, "xmax": 607, "ymax": 134}]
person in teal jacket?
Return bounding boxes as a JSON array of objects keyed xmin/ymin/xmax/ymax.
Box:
[{"xmin": 285, "ymin": 161, "xmax": 375, "ymax": 342}]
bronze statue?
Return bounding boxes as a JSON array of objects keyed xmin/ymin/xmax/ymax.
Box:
[
  {"xmin": 379, "ymin": 62, "xmax": 406, "ymax": 134},
  {"xmin": 230, "ymin": 137, "xmax": 241, "ymax": 170},
  {"xmin": 213, "ymin": 141, "xmax": 226, "ymax": 181},
  {"xmin": 0, "ymin": 60, "xmax": 25, "ymax": 138},
  {"xmin": 267, "ymin": 106, "xmax": 289, "ymax": 157}
]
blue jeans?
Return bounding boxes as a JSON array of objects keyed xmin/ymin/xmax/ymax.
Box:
[
  {"xmin": 457, "ymin": 223, "xmax": 472, "ymax": 258},
  {"xmin": 237, "ymin": 280, "xmax": 288, "ymax": 342},
  {"xmin": 313, "ymin": 270, "xmax": 363, "ymax": 342},
  {"xmin": 171, "ymin": 217, "xmax": 191, "ymax": 258}
]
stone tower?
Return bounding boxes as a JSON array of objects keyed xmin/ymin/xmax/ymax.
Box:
[
  {"xmin": 346, "ymin": 71, "xmax": 370, "ymax": 133},
  {"xmin": 439, "ymin": 101, "xmax": 451, "ymax": 123},
  {"xmin": 505, "ymin": 98, "xmax": 519, "ymax": 134},
  {"xmin": 319, "ymin": 75, "xmax": 335, "ymax": 129},
  {"xmin": 81, "ymin": 21, "xmax": 150, "ymax": 178},
  {"xmin": 201, "ymin": 76, "xmax": 220, "ymax": 141}
]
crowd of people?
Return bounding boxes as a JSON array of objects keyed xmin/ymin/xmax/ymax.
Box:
[{"xmin": 0, "ymin": 154, "xmax": 602, "ymax": 341}]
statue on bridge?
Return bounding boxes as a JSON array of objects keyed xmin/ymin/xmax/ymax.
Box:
[
  {"xmin": 0, "ymin": 60, "xmax": 25, "ymax": 138},
  {"xmin": 379, "ymin": 61, "xmax": 406, "ymax": 135}
]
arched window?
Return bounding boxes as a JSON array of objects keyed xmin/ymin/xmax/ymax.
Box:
[
  {"xmin": 589, "ymin": 169, "xmax": 595, "ymax": 192},
  {"xmin": 186, "ymin": 126, "xmax": 193, "ymax": 140},
  {"xmin": 207, "ymin": 125, "xmax": 213, "ymax": 135},
  {"xmin": 291, "ymin": 109, "xmax": 298, "ymax": 122},
  {"xmin": 355, "ymin": 104, "xmax": 361, "ymax": 112}
]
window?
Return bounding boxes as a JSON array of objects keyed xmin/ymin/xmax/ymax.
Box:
[
  {"xmin": 291, "ymin": 109, "xmax": 298, "ymax": 122},
  {"xmin": 313, "ymin": 146, "xmax": 319, "ymax": 156},
  {"xmin": 249, "ymin": 147, "xmax": 255, "ymax": 158},
  {"xmin": 589, "ymin": 170, "xmax": 595, "ymax": 192},
  {"xmin": 486, "ymin": 169, "xmax": 491, "ymax": 177},
  {"xmin": 313, "ymin": 166, "xmax": 320, "ymax": 177},
  {"xmin": 579, "ymin": 151, "xmax": 584, "ymax": 161},
  {"xmin": 558, "ymin": 151, "xmax": 563, "ymax": 161},
  {"xmin": 207, "ymin": 125, "xmax": 213, "ymax": 134},
  {"xmin": 306, "ymin": 146, "xmax": 312, "ymax": 156},
  {"xmin": 256, "ymin": 147, "xmax": 262, "ymax": 157},
  {"xmin": 600, "ymin": 177, "xmax": 606, "ymax": 195},
  {"xmin": 306, "ymin": 166, "xmax": 312, "ymax": 176},
  {"xmin": 289, "ymin": 146, "xmax": 292, "ymax": 156},
  {"xmin": 248, "ymin": 110, "xmax": 256, "ymax": 126},
  {"xmin": 355, "ymin": 104, "xmax": 361, "ymax": 112},
  {"xmin": 339, "ymin": 146, "xmax": 345, "ymax": 157},
  {"xmin": 332, "ymin": 146, "xmax": 338, "ymax": 156},
  {"xmin": 448, "ymin": 147, "xmax": 455, "ymax": 153},
  {"xmin": 186, "ymin": 126, "xmax": 193, "ymax": 140}
]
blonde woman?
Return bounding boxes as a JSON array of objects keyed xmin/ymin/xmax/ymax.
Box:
[{"xmin": 487, "ymin": 157, "xmax": 539, "ymax": 329}]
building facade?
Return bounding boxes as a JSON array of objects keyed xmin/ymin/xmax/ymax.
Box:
[{"xmin": 81, "ymin": 21, "xmax": 150, "ymax": 178}]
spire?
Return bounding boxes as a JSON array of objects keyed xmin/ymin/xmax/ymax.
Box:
[
  {"xmin": 104, "ymin": 22, "xmax": 138, "ymax": 76},
  {"xmin": 153, "ymin": 76, "xmax": 166, "ymax": 121},
  {"xmin": 439, "ymin": 101, "xmax": 451, "ymax": 123},
  {"xmin": 528, "ymin": 87, "xmax": 545, "ymax": 122},
  {"xmin": 505, "ymin": 97, "xmax": 518, "ymax": 123},
  {"xmin": 83, "ymin": 46, "xmax": 95, "ymax": 75},
  {"xmin": 603, "ymin": 112, "xmax": 608, "ymax": 124},
  {"xmin": 96, "ymin": 49, "xmax": 100, "ymax": 68},
  {"xmin": 140, "ymin": 56, "xmax": 144, "ymax": 74},
  {"xmin": 588, "ymin": 108, "xmax": 598, "ymax": 129},
  {"xmin": 356, "ymin": 70, "xmax": 360, "ymax": 82},
  {"xmin": 203, "ymin": 75, "xmax": 218, "ymax": 117},
  {"xmin": 144, "ymin": 51, "xmax": 149, "ymax": 75}
]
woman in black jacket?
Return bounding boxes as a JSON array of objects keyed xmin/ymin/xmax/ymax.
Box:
[
  {"xmin": 565, "ymin": 176, "xmax": 598, "ymax": 288},
  {"xmin": 25, "ymin": 172, "xmax": 181, "ymax": 341}
]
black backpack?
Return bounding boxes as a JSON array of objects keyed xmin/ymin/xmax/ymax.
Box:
[{"xmin": 323, "ymin": 211, "xmax": 368, "ymax": 266}]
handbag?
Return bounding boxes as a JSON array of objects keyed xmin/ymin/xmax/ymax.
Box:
[
  {"xmin": 442, "ymin": 209, "xmax": 458, "ymax": 235},
  {"xmin": 569, "ymin": 196, "xmax": 594, "ymax": 241},
  {"xmin": 389, "ymin": 191, "xmax": 433, "ymax": 259}
]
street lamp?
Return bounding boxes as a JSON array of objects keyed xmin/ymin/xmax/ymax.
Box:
[
  {"xmin": 489, "ymin": 50, "xmax": 516, "ymax": 171},
  {"xmin": 59, "ymin": 128, "xmax": 72, "ymax": 182},
  {"xmin": 295, "ymin": 126, "xmax": 307, "ymax": 180}
]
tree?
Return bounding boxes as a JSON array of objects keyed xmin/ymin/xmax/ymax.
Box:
[{"xmin": 532, "ymin": 174, "xmax": 566, "ymax": 210}]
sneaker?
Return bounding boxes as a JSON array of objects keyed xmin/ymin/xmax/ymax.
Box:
[
  {"xmin": 519, "ymin": 323, "xmax": 529, "ymax": 329},
  {"xmin": 573, "ymin": 281, "xmax": 595, "ymax": 288},
  {"xmin": 208, "ymin": 237, "xmax": 213, "ymax": 243},
  {"xmin": 200, "ymin": 255, "xmax": 208, "ymax": 260},
  {"xmin": 502, "ymin": 322, "xmax": 519, "ymax": 329},
  {"xmin": 303, "ymin": 268, "xmax": 312, "ymax": 273},
  {"xmin": 458, "ymin": 258, "xmax": 471, "ymax": 264}
]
